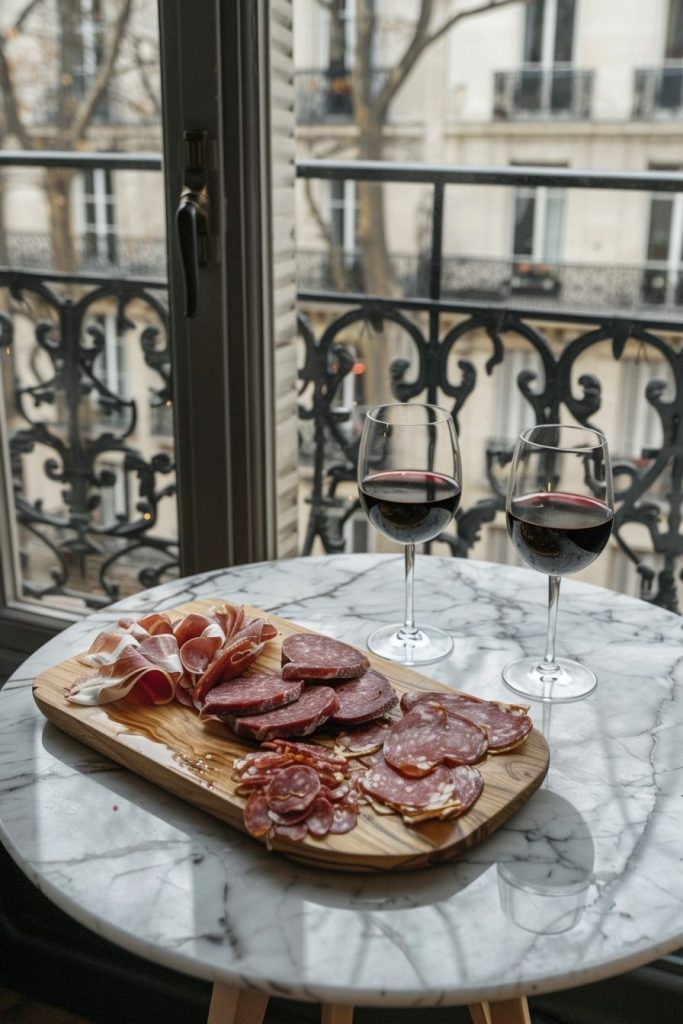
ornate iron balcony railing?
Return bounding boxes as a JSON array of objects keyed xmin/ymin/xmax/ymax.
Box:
[
  {"xmin": 493, "ymin": 67, "xmax": 594, "ymax": 120},
  {"xmin": 0, "ymin": 151, "xmax": 174, "ymax": 610},
  {"xmin": 633, "ymin": 64, "xmax": 683, "ymax": 119},
  {"xmin": 3, "ymin": 152, "xmax": 683, "ymax": 613},
  {"xmin": 296, "ymin": 160, "xmax": 683, "ymax": 612}
]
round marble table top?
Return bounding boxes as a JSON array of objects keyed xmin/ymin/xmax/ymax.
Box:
[{"xmin": 1, "ymin": 553, "xmax": 683, "ymax": 1008}]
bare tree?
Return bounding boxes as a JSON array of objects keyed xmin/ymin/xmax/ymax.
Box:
[
  {"xmin": 0, "ymin": 0, "xmax": 153, "ymax": 272},
  {"xmin": 311, "ymin": 0, "xmax": 532, "ymax": 295}
]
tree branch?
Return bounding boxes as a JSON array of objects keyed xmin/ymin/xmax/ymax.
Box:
[
  {"xmin": 70, "ymin": 0, "xmax": 133, "ymax": 146},
  {"xmin": 0, "ymin": 39, "xmax": 32, "ymax": 147},
  {"xmin": 375, "ymin": 0, "xmax": 532, "ymax": 119}
]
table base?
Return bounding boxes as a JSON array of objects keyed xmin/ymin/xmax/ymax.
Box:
[{"xmin": 207, "ymin": 983, "xmax": 531, "ymax": 1024}]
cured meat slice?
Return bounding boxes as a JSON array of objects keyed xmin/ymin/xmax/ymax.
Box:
[
  {"xmin": 335, "ymin": 720, "xmax": 392, "ymax": 756},
  {"xmin": 328, "ymin": 668, "xmax": 398, "ymax": 727},
  {"xmin": 192, "ymin": 620, "xmax": 276, "ymax": 706},
  {"xmin": 281, "ymin": 633, "xmax": 369, "ymax": 682},
  {"xmin": 329, "ymin": 802, "xmax": 359, "ymax": 834},
  {"xmin": 400, "ymin": 691, "xmax": 532, "ymax": 752},
  {"xmin": 383, "ymin": 701, "xmax": 488, "ymax": 778},
  {"xmin": 179, "ymin": 634, "xmax": 224, "ymax": 676},
  {"xmin": 244, "ymin": 792, "xmax": 272, "ymax": 838},
  {"xmin": 360, "ymin": 753, "xmax": 483, "ymax": 822},
  {"xmin": 228, "ymin": 686, "xmax": 339, "ymax": 742},
  {"xmin": 305, "ymin": 796, "xmax": 334, "ymax": 836},
  {"xmin": 173, "ymin": 612, "xmax": 216, "ymax": 647},
  {"xmin": 136, "ymin": 612, "xmax": 175, "ymax": 636},
  {"xmin": 265, "ymin": 764, "xmax": 321, "ymax": 814},
  {"xmin": 138, "ymin": 634, "xmax": 183, "ymax": 681},
  {"xmin": 199, "ymin": 669, "xmax": 302, "ymax": 721},
  {"xmin": 80, "ymin": 630, "xmax": 140, "ymax": 667},
  {"xmin": 68, "ymin": 647, "xmax": 175, "ymax": 706}
]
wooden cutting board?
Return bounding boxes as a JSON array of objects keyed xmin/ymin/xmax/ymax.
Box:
[{"xmin": 33, "ymin": 598, "xmax": 549, "ymax": 872}]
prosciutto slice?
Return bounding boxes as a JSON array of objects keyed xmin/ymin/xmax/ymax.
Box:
[
  {"xmin": 80, "ymin": 630, "xmax": 140, "ymax": 667},
  {"xmin": 68, "ymin": 647, "xmax": 175, "ymax": 706},
  {"xmin": 192, "ymin": 619, "xmax": 278, "ymax": 706}
]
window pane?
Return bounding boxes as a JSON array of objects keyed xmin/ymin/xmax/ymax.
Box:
[
  {"xmin": 666, "ymin": 0, "xmax": 683, "ymax": 59},
  {"xmin": 513, "ymin": 192, "xmax": 535, "ymax": 255},
  {"xmin": 554, "ymin": 0, "xmax": 576, "ymax": 62},
  {"xmin": 647, "ymin": 198, "xmax": 674, "ymax": 261},
  {"xmin": 523, "ymin": 0, "xmax": 545, "ymax": 63},
  {"xmin": 0, "ymin": 1, "xmax": 177, "ymax": 613}
]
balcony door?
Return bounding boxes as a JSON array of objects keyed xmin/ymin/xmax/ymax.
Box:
[
  {"xmin": 519, "ymin": 0, "xmax": 576, "ymax": 112},
  {"xmin": 0, "ymin": 0, "xmax": 297, "ymax": 671}
]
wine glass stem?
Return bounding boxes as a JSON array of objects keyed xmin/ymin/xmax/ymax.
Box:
[
  {"xmin": 543, "ymin": 574, "xmax": 562, "ymax": 672},
  {"xmin": 401, "ymin": 542, "xmax": 419, "ymax": 639}
]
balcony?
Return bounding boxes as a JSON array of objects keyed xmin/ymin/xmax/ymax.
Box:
[
  {"xmin": 633, "ymin": 64, "xmax": 683, "ymax": 118},
  {"xmin": 493, "ymin": 66, "xmax": 594, "ymax": 120},
  {"xmin": 295, "ymin": 68, "xmax": 389, "ymax": 124}
]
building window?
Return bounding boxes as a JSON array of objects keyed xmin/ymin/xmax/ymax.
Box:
[
  {"xmin": 666, "ymin": 0, "xmax": 683, "ymax": 59},
  {"xmin": 74, "ymin": 168, "xmax": 118, "ymax": 265},
  {"xmin": 493, "ymin": 349, "xmax": 537, "ymax": 447},
  {"xmin": 510, "ymin": 176, "xmax": 565, "ymax": 296},
  {"xmin": 517, "ymin": 0, "xmax": 577, "ymax": 113},
  {"xmin": 642, "ymin": 170, "xmax": 683, "ymax": 306}
]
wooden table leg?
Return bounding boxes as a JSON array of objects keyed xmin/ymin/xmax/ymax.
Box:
[
  {"xmin": 468, "ymin": 1003, "xmax": 492, "ymax": 1024},
  {"xmin": 475, "ymin": 996, "xmax": 531, "ymax": 1024},
  {"xmin": 207, "ymin": 983, "xmax": 269, "ymax": 1024},
  {"xmin": 320, "ymin": 1006, "xmax": 354, "ymax": 1024}
]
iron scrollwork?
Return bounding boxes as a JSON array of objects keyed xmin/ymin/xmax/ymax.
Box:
[{"xmin": 1, "ymin": 274, "xmax": 177, "ymax": 609}]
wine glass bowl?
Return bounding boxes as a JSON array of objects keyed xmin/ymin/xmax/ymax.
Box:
[
  {"xmin": 502, "ymin": 423, "xmax": 614, "ymax": 702},
  {"xmin": 357, "ymin": 403, "xmax": 462, "ymax": 665}
]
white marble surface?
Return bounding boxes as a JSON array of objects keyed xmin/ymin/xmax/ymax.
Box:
[{"xmin": 1, "ymin": 553, "xmax": 683, "ymax": 1008}]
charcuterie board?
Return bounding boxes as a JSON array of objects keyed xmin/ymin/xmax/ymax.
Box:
[{"xmin": 32, "ymin": 599, "xmax": 549, "ymax": 872}]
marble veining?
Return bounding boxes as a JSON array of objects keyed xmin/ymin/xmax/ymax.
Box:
[{"xmin": 1, "ymin": 554, "xmax": 683, "ymax": 1007}]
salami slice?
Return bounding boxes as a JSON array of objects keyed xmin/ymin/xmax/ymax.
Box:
[
  {"xmin": 265, "ymin": 764, "xmax": 321, "ymax": 814},
  {"xmin": 400, "ymin": 691, "xmax": 532, "ymax": 752},
  {"xmin": 328, "ymin": 668, "xmax": 398, "ymax": 727},
  {"xmin": 228, "ymin": 686, "xmax": 339, "ymax": 742},
  {"xmin": 335, "ymin": 720, "xmax": 393, "ymax": 756},
  {"xmin": 243, "ymin": 792, "xmax": 272, "ymax": 838},
  {"xmin": 302, "ymin": 796, "xmax": 333, "ymax": 836},
  {"xmin": 329, "ymin": 802, "xmax": 359, "ymax": 834},
  {"xmin": 199, "ymin": 669, "xmax": 302, "ymax": 720},
  {"xmin": 281, "ymin": 633, "xmax": 369, "ymax": 682},
  {"xmin": 383, "ymin": 701, "xmax": 488, "ymax": 777},
  {"xmin": 360, "ymin": 753, "xmax": 483, "ymax": 822}
]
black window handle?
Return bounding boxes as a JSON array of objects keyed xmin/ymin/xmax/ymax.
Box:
[{"xmin": 175, "ymin": 131, "xmax": 210, "ymax": 319}]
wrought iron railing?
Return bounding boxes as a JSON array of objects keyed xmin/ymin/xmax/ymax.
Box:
[
  {"xmin": 493, "ymin": 66, "xmax": 594, "ymax": 120},
  {"xmin": 0, "ymin": 151, "xmax": 175, "ymax": 610},
  {"xmin": 633, "ymin": 64, "xmax": 683, "ymax": 118},
  {"xmin": 297, "ymin": 250, "xmax": 683, "ymax": 314},
  {"xmin": 4, "ymin": 152, "xmax": 683, "ymax": 613},
  {"xmin": 296, "ymin": 160, "xmax": 683, "ymax": 612}
]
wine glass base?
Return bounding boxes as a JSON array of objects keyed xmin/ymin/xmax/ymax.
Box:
[
  {"xmin": 502, "ymin": 656, "xmax": 597, "ymax": 703},
  {"xmin": 367, "ymin": 623, "xmax": 453, "ymax": 666}
]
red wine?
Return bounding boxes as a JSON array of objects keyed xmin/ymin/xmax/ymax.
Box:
[
  {"xmin": 507, "ymin": 491, "xmax": 613, "ymax": 576},
  {"xmin": 359, "ymin": 470, "xmax": 461, "ymax": 544}
]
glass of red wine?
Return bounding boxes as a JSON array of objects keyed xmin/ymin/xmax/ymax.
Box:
[
  {"xmin": 502, "ymin": 423, "xmax": 614, "ymax": 702},
  {"xmin": 357, "ymin": 403, "xmax": 462, "ymax": 665}
]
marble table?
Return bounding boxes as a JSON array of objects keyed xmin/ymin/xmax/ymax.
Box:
[{"xmin": 1, "ymin": 554, "xmax": 683, "ymax": 1024}]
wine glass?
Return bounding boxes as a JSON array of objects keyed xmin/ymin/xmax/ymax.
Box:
[
  {"xmin": 502, "ymin": 423, "xmax": 614, "ymax": 702},
  {"xmin": 357, "ymin": 403, "xmax": 462, "ymax": 665}
]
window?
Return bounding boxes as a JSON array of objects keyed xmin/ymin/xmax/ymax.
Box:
[
  {"xmin": 642, "ymin": 171, "xmax": 683, "ymax": 305},
  {"xmin": 511, "ymin": 176, "xmax": 565, "ymax": 295},
  {"xmin": 518, "ymin": 0, "xmax": 577, "ymax": 113},
  {"xmin": 666, "ymin": 0, "xmax": 683, "ymax": 59},
  {"xmin": 74, "ymin": 169, "xmax": 118, "ymax": 265}
]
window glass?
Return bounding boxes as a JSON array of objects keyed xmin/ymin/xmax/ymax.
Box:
[
  {"xmin": 553, "ymin": 0, "xmax": 576, "ymax": 62},
  {"xmin": 666, "ymin": 0, "xmax": 683, "ymax": 59},
  {"xmin": 523, "ymin": 0, "xmax": 545, "ymax": 63}
]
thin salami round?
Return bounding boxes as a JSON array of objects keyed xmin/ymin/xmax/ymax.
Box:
[
  {"xmin": 383, "ymin": 701, "xmax": 488, "ymax": 777},
  {"xmin": 335, "ymin": 720, "xmax": 392, "ymax": 756},
  {"xmin": 199, "ymin": 669, "xmax": 302, "ymax": 720},
  {"xmin": 361, "ymin": 754, "xmax": 483, "ymax": 823},
  {"xmin": 265, "ymin": 764, "xmax": 321, "ymax": 814},
  {"xmin": 400, "ymin": 691, "xmax": 532, "ymax": 752},
  {"xmin": 305, "ymin": 796, "xmax": 335, "ymax": 837},
  {"xmin": 281, "ymin": 633, "xmax": 369, "ymax": 682},
  {"xmin": 244, "ymin": 792, "xmax": 272, "ymax": 838},
  {"xmin": 228, "ymin": 686, "xmax": 339, "ymax": 742},
  {"xmin": 328, "ymin": 668, "xmax": 398, "ymax": 727}
]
